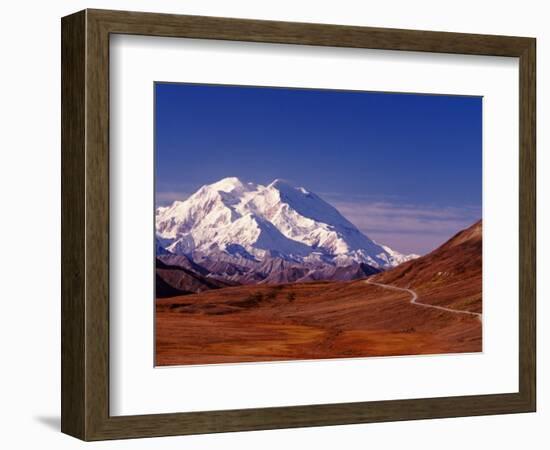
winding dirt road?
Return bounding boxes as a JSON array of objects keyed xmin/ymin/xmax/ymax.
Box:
[{"xmin": 365, "ymin": 278, "xmax": 482, "ymax": 321}]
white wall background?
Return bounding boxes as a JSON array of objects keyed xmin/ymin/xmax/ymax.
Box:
[{"xmin": 0, "ymin": 1, "xmax": 546, "ymax": 448}]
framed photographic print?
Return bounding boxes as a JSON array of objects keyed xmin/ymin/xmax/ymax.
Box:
[{"xmin": 61, "ymin": 9, "xmax": 536, "ymax": 440}]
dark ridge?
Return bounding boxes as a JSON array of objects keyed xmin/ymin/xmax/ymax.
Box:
[{"xmin": 155, "ymin": 273, "xmax": 191, "ymax": 298}]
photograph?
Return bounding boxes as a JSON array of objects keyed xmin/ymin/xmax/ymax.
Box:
[{"xmin": 154, "ymin": 82, "xmax": 483, "ymax": 366}]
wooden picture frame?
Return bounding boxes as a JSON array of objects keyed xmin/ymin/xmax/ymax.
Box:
[{"xmin": 61, "ymin": 9, "xmax": 536, "ymax": 441}]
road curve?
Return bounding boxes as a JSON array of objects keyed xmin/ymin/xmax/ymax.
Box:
[{"xmin": 365, "ymin": 278, "xmax": 482, "ymax": 321}]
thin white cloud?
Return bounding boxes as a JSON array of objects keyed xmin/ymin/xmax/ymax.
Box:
[{"xmin": 330, "ymin": 199, "xmax": 481, "ymax": 255}]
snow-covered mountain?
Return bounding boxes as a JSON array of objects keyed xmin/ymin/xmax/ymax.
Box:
[{"xmin": 156, "ymin": 177, "xmax": 417, "ymax": 269}]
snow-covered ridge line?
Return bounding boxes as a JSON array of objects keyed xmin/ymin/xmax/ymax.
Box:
[{"xmin": 156, "ymin": 177, "xmax": 418, "ymax": 269}]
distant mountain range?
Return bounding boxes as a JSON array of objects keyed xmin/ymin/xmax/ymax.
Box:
[{"xmin": 155, "ymin": 177, "xmax": 418, "ymax": 295}]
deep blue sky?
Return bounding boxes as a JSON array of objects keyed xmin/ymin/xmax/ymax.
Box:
[{"xmin": 155, "ymin": 82, "xmax": 482, "ymax": 254}]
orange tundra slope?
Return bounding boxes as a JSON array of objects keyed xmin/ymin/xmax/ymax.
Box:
[
  {"xmin": 155, "ymin": 221, "xmax": 482, "ymax": 366},
  {"xmin": 372, "ymin": 220, "xmax": 482, "ymax": 314}
]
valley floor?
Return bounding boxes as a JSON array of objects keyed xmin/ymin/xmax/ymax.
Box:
[{"xmin": 155, "ymin": 277, "xmax": 482, "ymax": 366}]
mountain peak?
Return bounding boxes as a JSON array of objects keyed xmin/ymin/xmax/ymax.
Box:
[
  {"xmin": 210, "ymin": 176, "xmax": 248, "ymax": 192},
  {"xmin": 156, "ymin": 177, "xmax": 417, "ymax": 269},
  {"xmin": 267, "ymin": 178, "xmax": 312, "ymax": 194}
]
